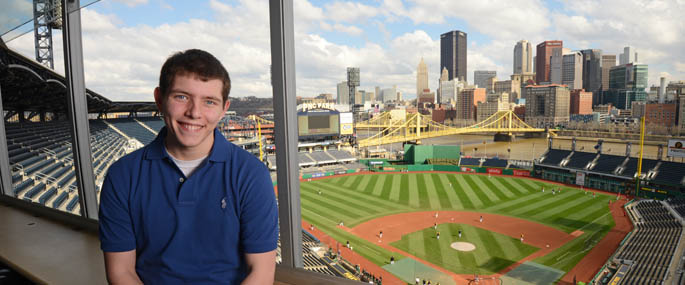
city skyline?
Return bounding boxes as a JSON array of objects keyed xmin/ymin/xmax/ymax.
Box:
[{"xmin": 1, "ymin": 0, "xmax": 683, "ymax": 101}]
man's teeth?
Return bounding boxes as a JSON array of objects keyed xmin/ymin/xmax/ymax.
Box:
[{"xmin": 182, "ymin": 123, "xmax": 202, "ymax": 130}]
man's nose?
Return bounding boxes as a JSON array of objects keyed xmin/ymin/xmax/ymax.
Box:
[{"xmin": 185, "ymin": 100, "xmax": 202, "ymax": 118}]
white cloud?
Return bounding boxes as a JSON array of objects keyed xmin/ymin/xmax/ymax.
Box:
[
  {"xmin": 5, "ymin": 0, "xmax": 683, "ymax": 102},
  {"xmin": 332, "ymin": 23, "xmax": 363, "ymax": 36},
  {"xmin": 324, "ymin": 1, "xmax": 379, "ymax": 23},
  {"xmin": 112, "ymin": 0, "xmax": 148, "ymax": 8}
]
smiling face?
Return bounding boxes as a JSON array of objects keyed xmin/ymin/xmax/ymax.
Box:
[{"xmin": 154, "ymin": 74, "xmax": 230, "ymax": 160}]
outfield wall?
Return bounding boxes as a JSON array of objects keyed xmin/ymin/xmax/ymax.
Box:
[{"xmin": 299, "ymin": 164, "xmax": 530, "ymax": 179}]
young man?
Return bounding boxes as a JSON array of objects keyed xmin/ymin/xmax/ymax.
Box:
[{"xmin": 98, "ymin": 49, "xmax": 278, "ymax": 284}]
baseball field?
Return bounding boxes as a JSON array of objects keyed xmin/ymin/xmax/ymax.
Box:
[{"xmin": 300, "ymin": 172, "xmax": 617, "ymax": 283}]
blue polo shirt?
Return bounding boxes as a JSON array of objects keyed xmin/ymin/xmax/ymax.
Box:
[{"xmin": 99, "ymin": 127, "xmax": 278, "ymax": 284}]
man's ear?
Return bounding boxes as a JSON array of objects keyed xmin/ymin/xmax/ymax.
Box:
[
  {"xmin": 154, "ymin": 87, "xmax": 163, "ymax": 111},
  {"xmin": 223, "ymin": 100, "xmax": 231, "ymax": 112}
]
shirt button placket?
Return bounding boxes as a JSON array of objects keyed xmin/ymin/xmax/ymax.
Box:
[{"xmin": 179, "ymin": 177, "xmax": 184, "ymax": 183}]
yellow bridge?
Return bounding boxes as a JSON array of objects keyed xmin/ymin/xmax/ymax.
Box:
[{"xmin": 356, "ymin": 110, "xmax": 553, "ymax": 147}]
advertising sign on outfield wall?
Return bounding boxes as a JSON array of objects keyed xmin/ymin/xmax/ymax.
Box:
[
  {"xmin": 576, "ymin": 172, "xmax": 586, "ymax": 186},
  {"xmin": 667, "ymin": 139, "xmax": 685, "ymax": 158},
  {"xmin": 487, "ymin": 168, "xmax": 502, "ymax": 175},
  {"xmin": 512, "ymin": 169, "xmax": 531, "ymax": 177},
  {"xmin": 461, "ymin": 167, "xmax": 475, "ymax": 173}
]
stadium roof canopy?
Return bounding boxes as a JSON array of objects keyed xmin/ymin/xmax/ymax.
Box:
[{"xmin": 0, "ymin": 45, "xmax": 157, "ymax": 116}]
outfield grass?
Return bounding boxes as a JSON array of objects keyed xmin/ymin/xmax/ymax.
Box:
[
  {"xmin": 391, "ymin": 223, "xmax": 538, "ymax": 275},
  {"xmin": 301, "ymin": 172, "xmax": 615, "ymax": 274}
]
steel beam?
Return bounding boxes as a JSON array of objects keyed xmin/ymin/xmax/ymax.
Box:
[
  {"xmin": 269, "ymin": 0, "xmax": 303, "ymax": 268},
  {"xmin": 0, "ymin": 84, "xmax": 12, "ymax": 196},
  {"xmin": 61, "ymin": 0, "xmax": 98, "ymax": 219}
]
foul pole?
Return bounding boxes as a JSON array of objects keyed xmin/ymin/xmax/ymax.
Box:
[{"xmin": 636, "ymin": 116, "xmax": 645, "ymax": 197}]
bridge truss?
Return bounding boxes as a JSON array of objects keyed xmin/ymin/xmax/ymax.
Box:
[{"xmin": 356, "ymin": 110, "xmax": 552, "ymax": 147}]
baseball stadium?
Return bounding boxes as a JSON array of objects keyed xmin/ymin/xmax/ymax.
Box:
[{"xmin": 1, "ymin": 2, "xmax": 685, "ymax": 285}]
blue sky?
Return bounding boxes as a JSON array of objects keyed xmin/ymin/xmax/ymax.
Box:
[{"xmin": 2, "ymin": 0, "xmax": 684, "ymax": 101}]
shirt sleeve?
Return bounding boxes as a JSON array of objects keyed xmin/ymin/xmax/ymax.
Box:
[
  {"xmin": 236, "ymin": 156, "xmax": 279, "ymax": 254},
  {"xmin": 99, "ymin": 163, "xmax": 136, "ymax": 252}
]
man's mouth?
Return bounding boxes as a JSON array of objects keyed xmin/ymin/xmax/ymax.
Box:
[{"xmin": 179, "ymin": 122, "xmax": 203, "ymax": 131}]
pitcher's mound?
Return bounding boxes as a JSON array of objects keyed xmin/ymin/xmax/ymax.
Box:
[{"xmin": 450, "ymin": 242, "xmax": 476, "ymax": 251}]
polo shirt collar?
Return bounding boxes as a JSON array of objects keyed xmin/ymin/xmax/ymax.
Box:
[{"xmin": 145, "ymin": 126, "xmax": 229, "ymax": 162}]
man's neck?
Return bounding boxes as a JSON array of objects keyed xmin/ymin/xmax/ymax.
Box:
[{"xmin": 164, "ymin": 135, "xmax": 213, "ymax": 161}]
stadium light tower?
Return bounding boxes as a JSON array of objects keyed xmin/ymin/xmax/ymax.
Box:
[
  {"xmin": 33, "ymin": 0, "xmax": 62, "ymax": 69},
  {"xmin": 347, "ymin": 67, "xmax": 360, "ymax": 146}
]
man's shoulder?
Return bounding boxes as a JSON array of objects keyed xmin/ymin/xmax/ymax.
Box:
[{"xmin": 106, "ymin": 145, "xmax": 149, "ymax": 175}]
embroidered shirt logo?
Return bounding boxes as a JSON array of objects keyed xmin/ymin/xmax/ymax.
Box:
[{"xmin": 221, "ymin": 197, "xmax": 227, "ymax": 209}]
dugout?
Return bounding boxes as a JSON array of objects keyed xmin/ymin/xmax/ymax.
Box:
[{"xmin": 403, "ymin": 145, "xmax": 460, "ymax": 165}]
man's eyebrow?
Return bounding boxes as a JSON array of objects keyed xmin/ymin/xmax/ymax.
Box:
[{"xmin": 169, "ymin": 89, "xmax": 190, "ymax": 95}]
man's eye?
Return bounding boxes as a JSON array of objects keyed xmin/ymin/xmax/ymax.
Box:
[
  {"xmin": 175, "ymin": 95, "xmax": 187, "ymax": 100},
  {"xmin": 206, "ymin": 100, "xmax": 217, "ymax": 105}
]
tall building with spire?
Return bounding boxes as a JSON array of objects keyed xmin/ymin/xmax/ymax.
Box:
[
  {"xmin": 440, "ymin": 30, "xmax": 467, "ymax": 82},
  {"xmin": 437, "ymin": 67, "xmax": 449, "ymax": 104},
  {"xmin": 514, "ymin": 40, "xmax": 532, "ymax": 74},
  {"xmin": 417, "ymin": 57, "xmax": 429, "ymax": 98}
]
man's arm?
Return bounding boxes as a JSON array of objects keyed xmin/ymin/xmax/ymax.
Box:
[
  {"xmin": 241, "ymin": 250, "xmax": 277, "ymax": 285},
  {"xmin": 103, "ymin": 250, "xmax": 143, "ymax": 285}
]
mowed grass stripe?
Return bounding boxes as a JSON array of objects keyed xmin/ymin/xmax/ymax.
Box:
[
  {"xmin": 399, "ymin": 175, "xmax": 410, "ymax": 206},
  {"xmin": 486, "ymin": 177, "xmax": 517, "ymax": 198},
  {"xmin": 415, "ymin": 174, "xmax": 431, "ymax": 208},
  {"xmin": 301, "ymin": 196, "xmax": 359, "ymax": 222},
  {"xmin": 455, "ymin": 175, "xmax": 483, "ymax": 208},
  {"xmin": 347, "ymin": 175, "xmax": 363, "ymax": 190},
  {"xmin": 379, "ymin": 175, "xmax": 394, "ymax": 200},
  {"xmin": 301, "ymin": 184, "xmax": 380, "ymax": 215},
  {"xmin": 518, "ymin": 178, "xmax": 545, "ymax": 193},
  {"xmin": 423, "ymin": 229, "xmax": 443, "ymax": 266},
  {"xmin": 370, "ymin": 175, "xmax": 384, "ymax": 196},
  {"xmin": 300, "ymin": 190, "xmax": 364, "ymax": 220},
  {"xmin": 437, "ymin": 174, "xmax": 461, "ymax": 209},
  {"xmin": 357, "ymin": 175, "xmax": 373, "ymax": 191},
  {"xmin": 547, "ymin": 196, "xmax": 608, "ymax": 223},
  {"xmin": 309, "ymin": 181, "xmax": 403, "ymax": 211},
  {"xmin": 530, "ymin": 191, "xmax": 594, "ymax": 219},
  {"xmin": 469, "ymin": 175, "xmax": 501, "ymax": 203},
  {"xmin": 408, "ymin": 174, "xmax": 421, "ymax": 208},
  {"xmin": 431, "ymin": 174, "xmax": 453, "ymax": 209},
  {"xmin": 388, "ymin": 174, "xmax": 401, "ymax": 202},
  {"xmin": 483, "ymin": 191, "xmax": 543, "ymax": 212},
  {"xmin": 446, "ymin": 174, "xmax": 474, "ymax": 209},
  {"xmin": 418, "ymin": 174, "xmax": 439, "ymax": 209},
  {"xmin": 508, "ymin": 178, "xmax": 538, "ymax": 194},
  {"xmin": 508, "ymin": 189, "xmax": 578, "ymax": 216},
  {"xmin": 545, "ymin": 205, "xmax": 608, "ymax": 233},
  {"xmin": 462, "ymin": 225, "xmax": 486, "ymax": 267},
  {"xmin": 445, "ymin": 224, "xmax": 464, "ymax": 268},
  {"xmin": 496, "ymin": 177, "xmax": 527, "ymax": 196},
  {"xmin": 462, "ymin": 175, "xmax": 493, "ymax": 207},
  {"xmin": 477, "ymin": 176, "xmax": 510, "ymax": 201},
  {"xmin": 341, "ymin": 176, "xmax": 356, "ymax": 188},
  {"xmin": 498, "ymin": 191, "xmax": 559, "ymax": 214}
]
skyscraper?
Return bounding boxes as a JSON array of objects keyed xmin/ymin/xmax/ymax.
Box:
[
  {"xmin": 474, "ymin": 70, "xmax": 497, "ymax": 90},
  {"xmin": 535, "ymin": 40, "xmax": 563, "ymax": 84},
  {"xmin": 580, "ymin": 49, "xmax": 602, "ymax": 105},
  {"xmin": 619, "ymin": 46, "xmax": 636, "ymax": 65},
  {"xmin": 438, "ymin": 67, "xmax": 449, "ymax": 104},
  {"xmin": 601, "ymin": 55, "xmax": 616, "ymax": 91},
  {"xmin": 440, "ymin": 30, "xmax": 467, "ymax": 82},
  {"xmin": 514, "ymin": 40, "xmax": 532, "ymax": 74},
  {"xmin": 417, "ymin": 57, "xmax": 428, "ymax": 99},
  {"xmin": 562, "ymin": 51, "xmax": 583, "ymax": 90},
  {"xmin": 337, "ymin": 81, "xmax": 349, "ymax": 105},
  {"xmin": 522, "ymin": 84, "xmax": 570, "ymax": 127}
]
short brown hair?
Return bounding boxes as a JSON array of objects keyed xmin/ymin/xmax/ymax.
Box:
[{"xmin": 158, "ymin": 49, "xmax": 231, "ymax": 102}]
